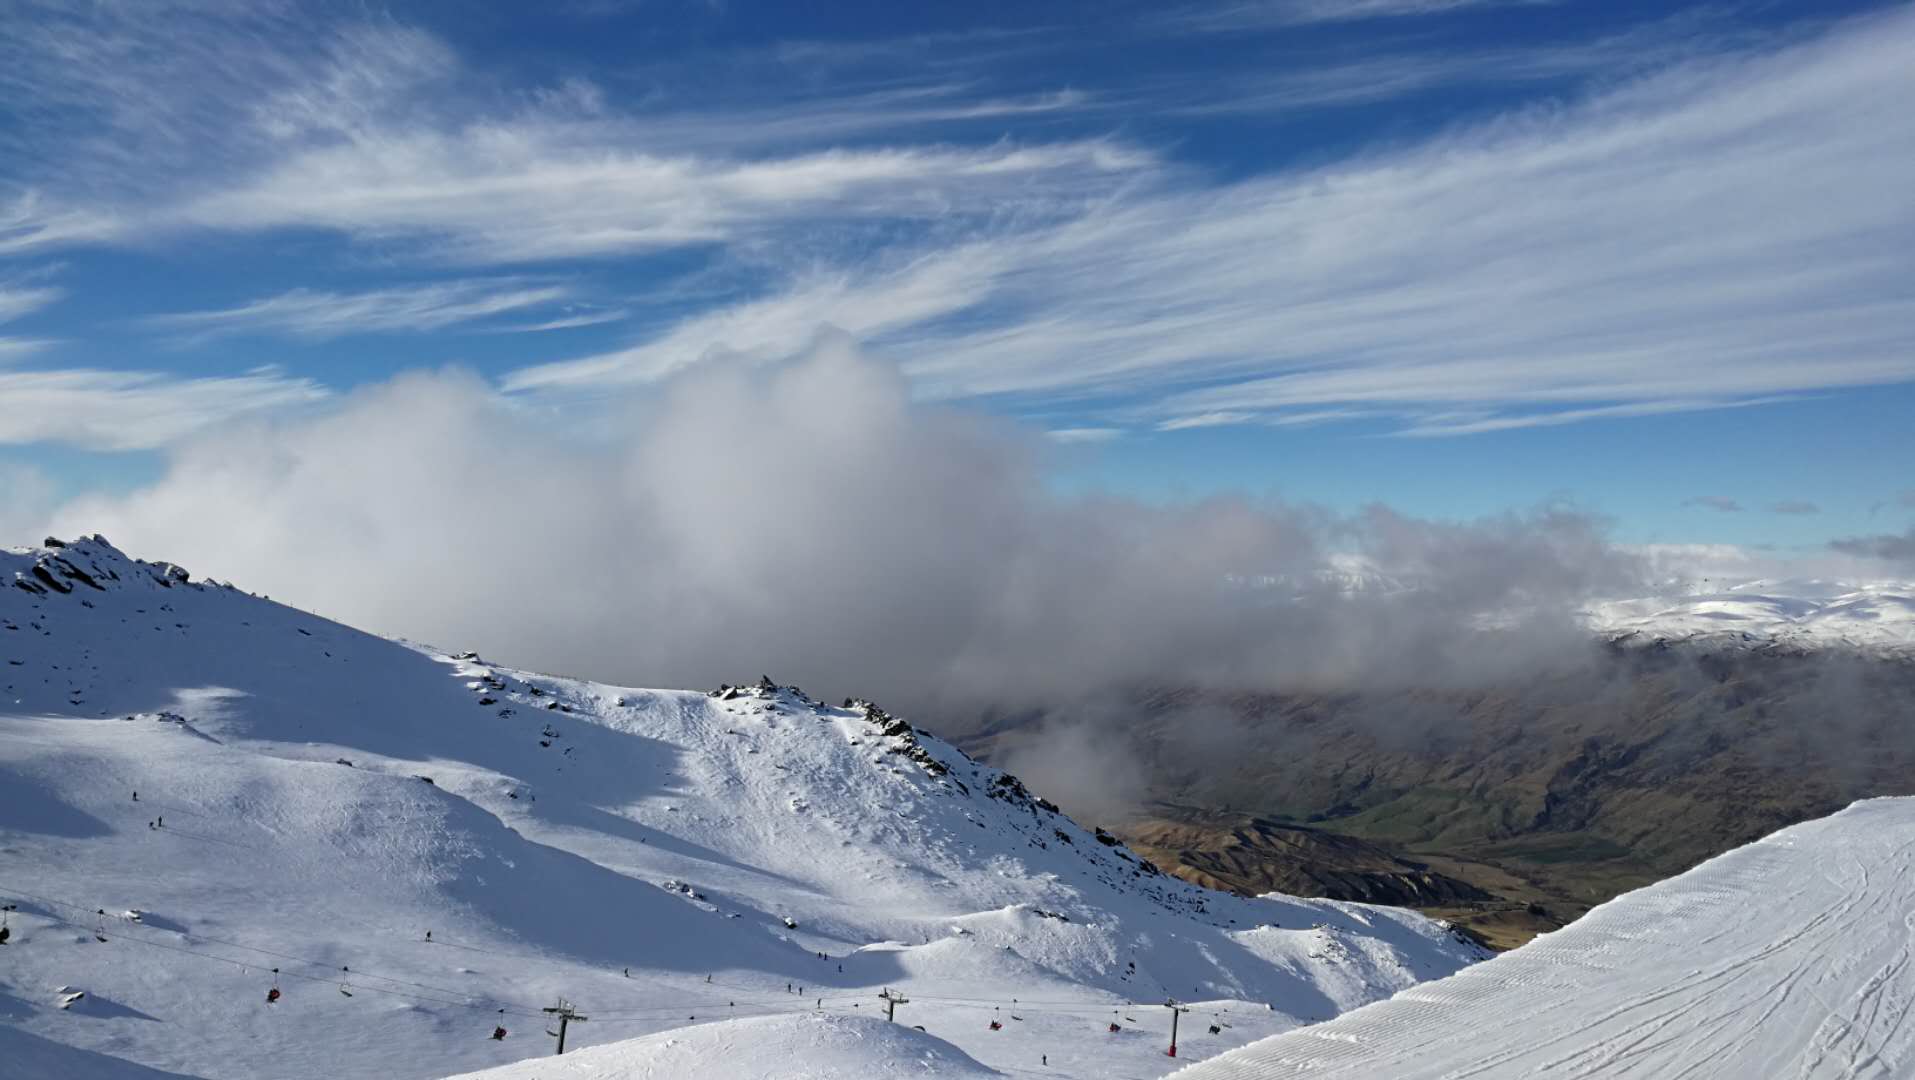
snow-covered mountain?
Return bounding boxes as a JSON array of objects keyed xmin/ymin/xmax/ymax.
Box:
[
  {"xmin": 1586, "ymin": 579, "xmax": 1915, "ymax": 656},
  {"xmin": 1250, "ymin": 550, "xmax": 1915, "ymax": 658},
  {"xmin": 1173, "ymin": 795, "xmax": 1915, "ymax": 1079},
  {"xmin": 0, "ymin": 536, "xmax": 1486, "ymax": 1080}
]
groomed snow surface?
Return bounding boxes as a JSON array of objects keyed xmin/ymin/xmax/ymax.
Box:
[
  {"xmin": 1176, "ymin": 797, "xmax": 1915, "ymax": 1079},
  {"xmin": 443, "ymin": 1013, "xmax": 998, "ymax": 1080},
  {"xmin": 0, "ymin": 537, "xmax": 1485, "ymax": 1080}
]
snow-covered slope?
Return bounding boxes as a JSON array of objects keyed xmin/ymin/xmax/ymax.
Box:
[
  {"xmin": 443, "ymin": 1013, "xmax": 997, "ymax": 1080},
  {"xmin": 1586, "ymin": 580, "xmax": 1915, "ymax": 656},
  {"xmin": 1174, "ymin": 796, "xmax": 1915, "ymax": 1079},
  {"xmin": 0, "ymin": 536, "xmax": 1486, "ymax": 1079}
]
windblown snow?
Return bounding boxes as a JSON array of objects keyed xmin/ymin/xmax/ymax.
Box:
[
  {"xmin": 0, "ymin": 536, "xmax": 1485, "ymax": 1079},
  {"xmin": 1175, "ymin": 796, "xmax": 1915, "ymax": 1079}
]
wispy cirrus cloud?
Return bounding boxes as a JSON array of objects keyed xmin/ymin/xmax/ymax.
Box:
[
  {"xmin": 505, "ymin": 245, "xmax": 1011, "ymax": 391},
  {"xmin": 174, "ymin": 133, "xmax": 1144, "ymax": 264},
  {"xmin": 4, "ymin": 2, "xmax": 1912, "ymax": 449},
  {"xmin": 483, "ymin": 308, "xmax": 631, "ymax": 334},
  {"xmin": 0, "ymin": 338, "xmax": 54, "ymax": 360},
  {"xmin": 0, "ymin": 191, "xmax": 121, "ymax": 256},
  {"xmin": 510, "ymin": 8, "xmax": 1915, "ymax": 436},
  {"xmin": 0, "ymin": 284, "xmax": 61, "ymax": 325},
  {"xmin": 1769, "ymin": 500, "xmax": 1819, "ymax": 516},
  {"xmin": 1684, "ymin": 496, "xmax": 1744, "ymax": 513},
  {"xmin": 0, "ymin": 8, "xmax": 1126, "ymax": 265},
  {"xmin": 0, "ymin": 367, "xmax": 328, "ymax": 451},
  {"xmin": 1173, "ymin": 0, "xmax": 1557, "ymax": 32},
  {"xmin": 149, "ymin": 280, "xmax": 576, "ymax": 342},
  {"xmin": 0, "ymin": 278, "xmax": 63, "ymax": 358},
  {"xmin": 1045, "ymin": 427, "xmax": 1122, "ymax": 444},
  {"xmin": 1167, "ymin": 9, "xmax": 1773, "ymax": 115}
]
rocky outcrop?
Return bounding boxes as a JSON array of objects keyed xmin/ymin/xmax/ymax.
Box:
[{"xmin": 1122, "ymin": 817, "xmax": 1491, "ymax": 906}]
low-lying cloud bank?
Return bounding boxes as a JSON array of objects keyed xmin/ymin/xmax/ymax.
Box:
[
  {"xmin": 47, "ymin": 343, "xmax": 1646, "ymax": 714},
  {"xmin": 1830, "ymin": 528, "xmax": 1915, "ymax": 570}
]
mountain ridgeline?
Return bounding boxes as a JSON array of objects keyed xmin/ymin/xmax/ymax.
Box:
[{"xmin": 0, "ymin": 535, "xmax": 1486, "ymax": 1080}]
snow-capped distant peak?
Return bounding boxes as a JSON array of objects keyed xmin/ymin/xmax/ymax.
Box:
[{"xmin": 1585, "ymin": 579, "xmax": 1915, "ymax": 657}]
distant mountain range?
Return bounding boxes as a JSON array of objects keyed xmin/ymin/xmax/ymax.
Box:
[
  {"xmin": 969, "ymin": 592, "xmax": 1915, "ymax": 948},
  {"xmin": 1586, "ymin": 579, "xmax": 1915, "ymax": 656}
]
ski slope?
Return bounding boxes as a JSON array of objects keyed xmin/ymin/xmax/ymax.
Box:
[
  {"xmin": 0, "ymin": 536, "xmax": 1486, "ymax": 1079},
  {"xmin": 1175, "ymin": 797, "xmax": 1915, "ymax": 1079},
  {"xmin": 443, "ymin": 1013, "xmax": 998, "ymax": 1080}
]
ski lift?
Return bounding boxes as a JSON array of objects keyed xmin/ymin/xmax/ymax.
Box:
[
  {"xmin": 1110, "ymin": 1010, "xmax": 1122, "ymax": 1034},
  {"xmin": 990, "ymin": 1006, "xmax": 1002, "ymax": 1031},
  {"xmin": 339, "ymin": 966, "xmax": 353, "ymax": 997},
  {"xmin": 266, "ymin": 968, "xmax": 281, "ymax": 1004},
  {"xmin": 1, "ymin": 903, "xmax": 15, "ymax": 944},
  {"xmin": 1208, "ymin": 1024, "xmax": 1222, "ymax": 1035},
  {"xmin": 93, "ymin": 908, "xmax": 108, "ymax": 943},
  {"xmin": 492, "ymin": 1008, "xmax": 508, "ymax": 1040}
]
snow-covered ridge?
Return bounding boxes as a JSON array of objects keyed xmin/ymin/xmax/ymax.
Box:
[
  {"xmin": 1241, "ymin": 546, "xmax": 1915, "ymax": 658},
  {"xmin": 5, "ymin": 533, "xmax": 204, "ymax": 597},
  {"xmin": 0, "ymin": 535, "xmax": 1486, "ymax": 1079},
  {"xmin": 1173, "ymin": 796, "xmax": 1915, "ymax": 1079},
  {"xmin": 1585, "ymin": 579, "xmax": 1915, "ymax": 658}
]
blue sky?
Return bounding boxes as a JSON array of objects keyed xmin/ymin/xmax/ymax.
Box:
[{"xmin": 1, "ymin": 0, "xmax": 1911, "ymax": 557}]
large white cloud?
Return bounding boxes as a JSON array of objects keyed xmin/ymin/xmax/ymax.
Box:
[{"xmin": 50, "ymin": 344, "xmax": 1644, "ymax": 709}]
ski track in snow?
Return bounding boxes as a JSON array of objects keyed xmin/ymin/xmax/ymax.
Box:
[
  {"xmin": 1175, "ymin": 798, "xmax": 1915, "ymax": 1080},
  {"xmin": 0, "ymin": 536, "xmax": 1487, "ymax": 1079}
]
